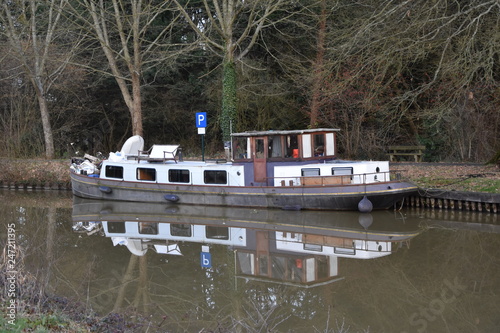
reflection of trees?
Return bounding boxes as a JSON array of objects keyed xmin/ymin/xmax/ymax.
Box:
[
  {"xmin": 232, "ymin": 295, "xmax": 291, "ymax": 332},
  {"xmin": 87, "ymin": 245, "xmax": 338, "ymax": 331},
  {"xmin": 334, "ymin": 227, "xmax": 500, "ymax": 332},
  {"xmin": 0, "ymin": 197, "xmax": 77, "ymax": 312},
  {"xmin": 96, "ymin": 254, "xmax": 150, "ymax": 313}
]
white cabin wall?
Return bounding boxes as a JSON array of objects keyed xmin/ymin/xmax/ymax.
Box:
[
  {"xmin": 103, "ymin": 222, "xmax": 247, "ymax": 246},
  {"xmin": 306, "ymin": 258, "xmax": 316, "ymax": 282},
  {"xmin": 326, "ymin": 133, "xmax": 335, "ymax": 156},
  {"xmin": 302, "ymin": 134, "xmax": 312, "ymax": 158},
  {"xmin": 330, "ymin": 256, "xmax": 338, "ymax": 276},
  {"xmin": 273, "ymin": 161, "xmax": 391, "ymax": 186},
  {"xmin": 104, "ymin": 161, "xmax": 245, "ymax": 186},
  {"xmin": 247, "ymin": 138, "xmax": 251, "ymax": 159}
]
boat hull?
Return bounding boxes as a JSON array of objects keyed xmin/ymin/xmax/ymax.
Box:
[{"xmin": 70, "ymin": 172, "xmax": 418, "ymax": 211}]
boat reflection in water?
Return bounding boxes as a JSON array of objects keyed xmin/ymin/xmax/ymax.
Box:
[{"xmin": 72, "ymin": 197, "xmax": 423, "ymax": 288}]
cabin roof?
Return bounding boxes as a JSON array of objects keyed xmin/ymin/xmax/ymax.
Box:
[{"xmin": 231, "ymin": 128, "xmax": 340, "ymax": 137}]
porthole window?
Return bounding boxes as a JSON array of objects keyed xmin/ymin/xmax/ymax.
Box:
[
  {"xmin": 105, "ymin": 165, "xmax": 123, "ymax": 179},
  {"xmin": 204, "ymin": 170, "xmax": 227, "ymax": 184},
  {"xmin": 301, "ymin": 168, "xmax": 320, "ymax": 176},
  {"xmin": 169, "ymin": 169, "xmax": 190, "ymax": 183},
  {"xmin": 107, "ymin": 222, "xmax": 125, "ymax": 233},
  {"xmin": 137, "ymin": 168, "xmax": 156, "ymax": 181},
  {"xmin": 206, "ymin": 226, "xmax": 229, "ymax": 240},
  {"xmin": 331, "ymin": 167, "xmax": 353, "ymax": 176},
  {"xmin": 139, "ymin": 222, "xmax": 158, "ymax": 235},
  {"xmin": 171, "ymin": 224, "xmax": 192, "ymax": 237}
]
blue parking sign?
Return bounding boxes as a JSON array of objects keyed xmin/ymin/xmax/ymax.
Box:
[
  {"xmin": 201, "ymin": 252, "xmax": 212, "ymax": 268},
  {"xmin": 196, "ymin": 112, "xmax": 207, "ymax": 128}
]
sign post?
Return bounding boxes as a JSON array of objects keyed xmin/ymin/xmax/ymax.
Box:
[
  {"xmin": 196, "ymin": 112, "xmax": 207, "ymax": 161},
  {"xmin": 200, "ymin": 245, "xmax": 211, "ymax": 268}
]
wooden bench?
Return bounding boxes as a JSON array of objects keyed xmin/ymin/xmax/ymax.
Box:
[{"xmin": 387, "ymin": 145, "xmax": 425, "ymax": 162}]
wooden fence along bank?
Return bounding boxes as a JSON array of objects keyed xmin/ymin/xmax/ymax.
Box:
[{"xmin": 402, "ymin": 189, "xmax": 500, "ymax": 214}]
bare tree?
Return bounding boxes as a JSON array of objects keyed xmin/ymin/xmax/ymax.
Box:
[
  {"xmin": 71, "ymin": 0, "xmax": 186, "ymax": 137},
  {"xmin": 312, "ymin": 0, "xmax": 499, "ymax": 160},
  {"xmin": 173, "ymin": 0, "xmax": 308, "ymax": 141},
  {"xmin": 0, "ymin": 0, "xmax": 81, "ymax": 158}
]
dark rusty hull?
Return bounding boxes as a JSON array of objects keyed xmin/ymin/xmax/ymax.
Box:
[{"xmin": 70, "ymin": 172, "xmax": 418, "ymax": 211}]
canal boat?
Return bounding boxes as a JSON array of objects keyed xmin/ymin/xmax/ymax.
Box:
[{"xmin": 70, "ymin": 128, "xmax": 418, "ymax": 212}]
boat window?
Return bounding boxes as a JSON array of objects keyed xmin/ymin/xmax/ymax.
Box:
[
  {"xmin": 255, "ymin": 138, "xmax": 265, "ymax": 158},
  {"xmin": 271, "ymin": 257, "xmax": 286, "ymax": 279},
  {"xmin": 137, "ymin": 168, "xmax": 156, "ymax": 181},
  {"xmin": 313, "ymin": 133, "xmax": 325, "ymax": 156},
  {"xmin": 301, "ymin": 168, "xmax": 320, "ymax": 176},
  {"xmin": 268, "ymin": 136, "xmax": 283, "ymax": 158},
  {"xmin": 334, "ymin": 247, "xmax": 356, "ymax": 255},
  {"xmin": 168, "ymin": 169, "xmax": 190, "ymax": 183},
  {"xmin": 204, "ymin": 170, "xmax": 227, "ymax": 184},
  {"xmin": 170, "ymin": 224, "xmax": 192, "ymax": 237},
  {"xmin": 206, "ymin": 226, "xmax": 229, "ymax": 240},
  {"xmin": 304, "ymin": 243, "xmax": 323, "ymax": 252},
  {"xmin": 331, "ymin": 167, "xmax": 353, "ymax": 176},
  {"xmin": 285, "ymin": 135, "xmax": 299, "ymax": 158},
  {"xmin": 138, "ymin": 222, "xmax": 158, "ymax": 235},
  {"xmin": 258, "ymin": 255, "xmax": 269, "ymax": 276},
  {"xmin": 107, "ymin": 222, "xmax": 125, "ymax": 233},
  {"xmin": 105, "ymin": 165, "xmax": 123, "ymax": 179},
  {"xmin": 236, "ymin": 252, "xmax": 254, "ymax": 275},
  {"xmin": 233, "ymin": 137, "xmax": 248, "ymax": 159},
  {"xmin": 316, "ymin": 256, "xmax": 329, "ymax": 279}
]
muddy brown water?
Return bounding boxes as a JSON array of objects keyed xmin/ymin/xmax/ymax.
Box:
[{"xmin": 1, "ymin": 190, "xmax": 499, "ymax": 332}]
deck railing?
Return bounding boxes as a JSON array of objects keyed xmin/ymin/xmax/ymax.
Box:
[{"xmin": 271, "ymin": 170, "xmax": 397, "ymax": 187}]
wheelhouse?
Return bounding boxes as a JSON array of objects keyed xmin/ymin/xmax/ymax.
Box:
[
  {"xmin": 231, "ymin": 128, "xmax": 340, "ymax": 185},
  {"xmin": 231, "ymin": 128, "xmax": 339, "ymax": 162}
]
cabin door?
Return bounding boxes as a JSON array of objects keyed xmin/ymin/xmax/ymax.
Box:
[{"xmin": 252, "ymin": 137, "xmax": 267, "ymax": 183}]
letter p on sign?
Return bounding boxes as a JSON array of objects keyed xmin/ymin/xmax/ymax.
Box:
[{"xmin": 196, "ymin": 112, "xmax": 207, "ymax": 128}]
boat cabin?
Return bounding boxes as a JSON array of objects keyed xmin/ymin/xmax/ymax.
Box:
[
  {"xmin": 231, "ymin": 128, "xmax": 339, "ymax": 161},
  {"xmin": 231, "ymin": 128, "xmax": 340, "ymax": 185},
  {"xmin": 88, "ymin": 127, "xmax": 389, "ymax": 189}
]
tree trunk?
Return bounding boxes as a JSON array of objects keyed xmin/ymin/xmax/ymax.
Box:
[
  {"xmin": 37, "ymin": 95, "xmax": 55, "ymax": 159},
  {"xmin": 310, "ymin": 0, "xmax": 327, "ymax": 128},
  {"xmin": 33, "ymin": 75, "xmax": 54, "ymax": 158},
  {"xmin": 131, "ymin": 71, "xmax": 143, "ymax": 137},
  {"xmin": 221, "ymin": 60, "xmax": 237, "ymax": 142}
]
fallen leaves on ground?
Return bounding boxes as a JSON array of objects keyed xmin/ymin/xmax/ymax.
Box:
[{"xmin": 394, "ymin": 163, "xmax": 500, "ymax": 193}]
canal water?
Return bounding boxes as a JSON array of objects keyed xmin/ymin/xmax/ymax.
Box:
[{"xmin": 1, "ymin": 190, "xmax": 499, "ymax": 332}]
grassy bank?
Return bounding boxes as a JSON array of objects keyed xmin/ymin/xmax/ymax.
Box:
[
  {"xmin": 394, "ymin": 162, "xmax": 500, "ymax": 193},
  {"xmin": 0, "ymin": 159, "xmax": 71, "ymax": 189}
]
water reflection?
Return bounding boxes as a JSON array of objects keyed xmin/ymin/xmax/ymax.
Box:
[
  {"xmin": 2, "ymin": 191, "xmax": 500, "ymax": 332},
  {"xmin": 72, "ymin": 198, "xmax": 423, "ymax": 289}
]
